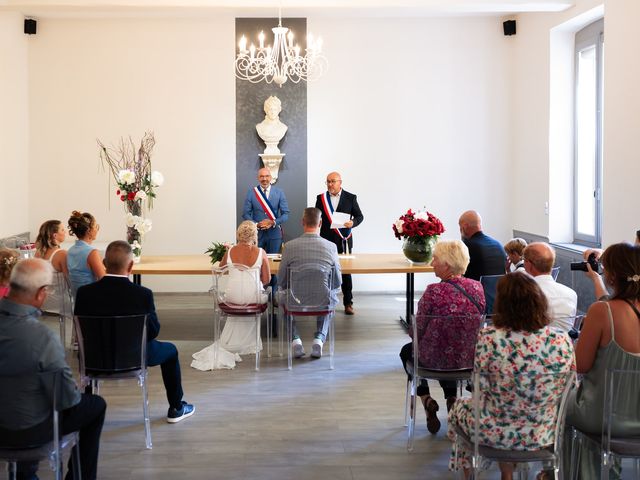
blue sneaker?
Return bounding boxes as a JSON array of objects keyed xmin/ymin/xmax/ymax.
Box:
[{"xmin": 167, "ymin": 401, "xmax": 195, "ymax": 423}]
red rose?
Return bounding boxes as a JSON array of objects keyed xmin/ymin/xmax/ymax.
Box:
[
  {"xmin": 120, "ymin": 195, "xmax": 126, "ymax": 201},
  {"xmin": 127, "ymin": 192, "xmax": 136, "ymax": 200},
  {"xmin": 116, "ymin": 189, "xmax": 121, "ymax": 195}
]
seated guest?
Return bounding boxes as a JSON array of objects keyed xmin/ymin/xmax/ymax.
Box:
[
  {"xmin": 278, "ymin": 207, "xmax": 342, "ymax": 359},
  {"xmin": 74, "ymin": 241, "xmax": 195, "ymax": 423},
  {"xmin": 0, "ymin": 247, "xmax": 19, "ymax": 297},
  {"xmin": 503, "ymin": 237, "xmax": 527, "ymax": 272},
  {"xmin": 523, "ymin": 242, "xmax": 577, "ymax": 332},
  {"xmin": 458, "ymin": 210, "xmax": 505, "ymax": 280},
  {"xmin": 0, "ymin": 259, "xmax": 106, "ymax": 480},
  {"xmin": 399, "ymin": 240, "xmax": 485, "ymax": 434},
  {"xmin": 35, "ymin": 219, "xmax": 69, "ymax": 313},
  {"xmin": 447, "ymin": 272, "xmax": 574, "ymax": 479},
  {"xmin": 66, "ymin": 211, "xmax": 105, "ymax": 297},
  {"xmin": 565, "ymin": 243, "xmax": 640, "ymax": 479},
  {"xmin": 191, "ymin": 221, "xmax": 270, "ymax": 370}
]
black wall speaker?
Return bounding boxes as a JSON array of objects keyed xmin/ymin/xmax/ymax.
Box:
[
  {"xmin": 24, "ymin": 19, "xmax": 37, "ymax": 35},
  {"xmin": 503, "ymin": 20, "xmax": 516, "ymax": 36}
]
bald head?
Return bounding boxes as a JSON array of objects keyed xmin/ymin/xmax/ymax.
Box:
[
  {"xmin": 523, "ymin": 242, "xmax": 555, "ymax": 276},
  {"xmin": 104, "ymin": 240, "xmax": 134, "ymax": 274},
  {"xmin": 258, "ymin": 168, "xmax": 272, "ymax": 188},
  {"xmin": 8, "ymin": 258, "xmax": 53, "ymax": 307},
  {"xmin": 326, "ymin": 171, "xmax": 343, "ymax": 195},
  {"xmin": 458, "ymin": 210, "xmax": 482, "ymax": 239}
]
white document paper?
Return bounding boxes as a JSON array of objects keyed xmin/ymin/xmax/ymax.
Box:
[{"xmin": 330, "ymin": 212, "xmax": 351, "ymax": 229}]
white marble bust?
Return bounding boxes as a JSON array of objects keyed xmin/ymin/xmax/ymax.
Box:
[{"xmin": 256, "ymin": 96, "xmax": 288, "ymax": 155}]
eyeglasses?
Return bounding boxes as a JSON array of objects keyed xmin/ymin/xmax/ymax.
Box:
[{"xmin": 326, "ymin": 180, "xmax": 341, "ymax": 185}]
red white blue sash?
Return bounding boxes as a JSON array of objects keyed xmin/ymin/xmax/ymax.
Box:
[
  {"xmin": 254, "ymin": 186, "xmax": 277, "ymax": 222},
  {"xmin": 320, "ymin": 191, "xmax": 352, "ymax": 240}
]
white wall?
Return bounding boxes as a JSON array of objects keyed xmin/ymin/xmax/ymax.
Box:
[
  {"xmin": 0, "ymin": 12, "xmax": 29, "ymax": 239},
  {"xmin": 308, "ymin": 16, "xmax": 512, "ymax": 291},
  {"xmin": 27, "ymin": 14, "xmax": 513, "ymax": 292},
  {"xmin": 601, "ymin": 0, "xmax": 640, "ymax": 245}
]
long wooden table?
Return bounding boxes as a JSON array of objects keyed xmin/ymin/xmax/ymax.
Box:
[{"xmin": 132, "ymin": 253, "xmax": 433, "ymax": 323}]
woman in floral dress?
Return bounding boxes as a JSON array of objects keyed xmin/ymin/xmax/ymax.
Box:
[{"xmin": 447, "ymin": 271, "xmax": 575, "ymax": 479}]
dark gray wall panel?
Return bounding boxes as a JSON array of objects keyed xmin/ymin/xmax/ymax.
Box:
[{"xmin": 235, "ymin": 17, "xmax": 307, "ymax": 243}]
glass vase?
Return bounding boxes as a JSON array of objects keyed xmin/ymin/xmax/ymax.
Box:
[{"xmin": 402, "ymin": 236, "xmax": 436, "ymax": 265}]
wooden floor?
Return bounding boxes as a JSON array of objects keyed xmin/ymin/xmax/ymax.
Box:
[{"xmin": 28, "ymin": 293, "xmax": 635, "ymax": 479}]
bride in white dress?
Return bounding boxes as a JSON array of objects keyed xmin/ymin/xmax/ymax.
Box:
[{"xmin": 192, "ymin": 221, "xmax": 271, "ymax": 370}]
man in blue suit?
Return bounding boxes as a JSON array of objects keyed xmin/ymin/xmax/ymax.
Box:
[{"xmin": 242, "ymin": 167, "xmax": 290, "ymax": 254}]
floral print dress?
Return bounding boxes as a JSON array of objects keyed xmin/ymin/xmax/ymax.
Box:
[{"xmin": 447, "ymin": 326, "xmax": 575, "ymax": 471}]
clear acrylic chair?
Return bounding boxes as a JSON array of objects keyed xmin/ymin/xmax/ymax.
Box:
[
  {"xmin": 405, "ymin": 312, "xmax": 484, "ymax": 452},
  {"xmin": 454, "ymin": 369, "xmax": 575, "ymax": 479},
  {"xmin": 551, "ymin": 266, "xmax": 561, "ymax": 280},
  {"xmin": 211, "ymin": 264, "xmax": 271, "ymax": 371},
  {"xmin": 569, "ymin": 368, "xmax": 640, "ymax": 480},
  {"xmin": 280, "ymin": 263, "xmax": 339, "ymax": 370},
  {"xmin": 41, "ymin": 271, "xmax": 74, "ymax": 349},
  {"xmin": 74, "ymin": 314, "xmax": 152, "ymax": 449},
  {"xmin": 479, "ymin": 274, "xmax": 504, "ymax": 315},
  {"xmin": 0, "ymin": 370, "xmax": 81, "ymax": 480}
]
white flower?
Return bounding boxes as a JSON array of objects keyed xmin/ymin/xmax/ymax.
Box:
[
  {"xmin": 118, "ymin": 169, "xmax": 136, "ymax": 185},
  {"xmin": 131, "ymin": 240, "xmax": 141, "ymax": 250},
  {"xmin": 415, "ymin": 211, "xmax": 429, "ymax": 221},
  {"xmin": 134, "ymin": 191, "xmax": 147, "ymax": 201},
  {"xmin": 394, "ymin": 220, "xmax": 404, "ymax": 234},
  {"xmin": 135, "ymin": 218, "xmax": 153, "ymax": 235},
  {"xmin": 125, "ymin": 213, "xmax": 142, "ymax": 228},
  {"xmin": 151, "ymin": 171, "xmax": 164, "ymax": 187}
]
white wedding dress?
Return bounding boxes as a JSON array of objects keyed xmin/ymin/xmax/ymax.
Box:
[{"xmin": 191, "ymin": 248, "xmax": 268, "ymax": 371}]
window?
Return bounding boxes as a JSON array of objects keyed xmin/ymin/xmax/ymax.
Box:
[{"xmin": 573, "ymin": 19, "xmax": 603, "ymax": 246}]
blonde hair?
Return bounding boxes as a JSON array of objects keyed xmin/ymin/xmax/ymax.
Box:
[
  {"xmin": 236, "ymin": 221, "xmax": 258, "ymax": 245},
  {"xmin": 433, "ymin": 240, "xmax": 470, "ymax": 275},
  {"xmin": 0, "ymin": 248, "xmax": 20, "ymax": 285},
  {"xmin": 504, "ymin": 238, "xmax": 527, "ymax": 256}
]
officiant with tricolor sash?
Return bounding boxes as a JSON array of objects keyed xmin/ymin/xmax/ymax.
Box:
[
  {"xmin": 315, "ymin": 171, "xmax": 365, "ymax": 316},
  {"xmin": 242, "ymin": 168, "xmax": 290, "ymax": 254}
]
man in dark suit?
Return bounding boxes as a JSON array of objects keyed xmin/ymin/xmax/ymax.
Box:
[
  {"xmin": 242, "ymin": 167, "xmax": 290, "ymax": 254},
  {"xmin": 315, "ymin": 171, "xmax": 364, "ymax": 315},
  {"xmin": 458, "ymin": 210, "xmax": 506, "ymax": 280},
  {"xmin": 74, "ymin": 241, "xmax": 194, "ymax": 424}
]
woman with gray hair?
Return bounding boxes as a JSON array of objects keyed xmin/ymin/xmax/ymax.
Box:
[
  {"xmin": 399, "ymin": 240, "xmax": 486, "ymax": 434},
  {"xmin": 191, "ymin": 221, "xmax": 271, "ymax": 370}
]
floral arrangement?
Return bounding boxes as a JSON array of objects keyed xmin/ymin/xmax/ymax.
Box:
[
  {"xmin": 99, "ymin": 132, "xmax": 164, "ymax": 261},
  {"xmin": 393, "ymin": 209, "xmax": 445, "ymax": 240},
  {"xmin": 205, "ymin": 242, "xmax": 232, "ymax": 265}
]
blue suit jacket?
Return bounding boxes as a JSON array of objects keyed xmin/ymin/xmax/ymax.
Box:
[{"xmin": 242, "ymin": 186, "xmax": 290, "ymax": 240}]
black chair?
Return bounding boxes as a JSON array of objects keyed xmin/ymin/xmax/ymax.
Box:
[
  {"xmin": 0, "ymin": 370, "xmax": 81, "ymax": 480},
  {"xmin": 74, "ymin": 314, "xmax": 151, "ymax": 449}
]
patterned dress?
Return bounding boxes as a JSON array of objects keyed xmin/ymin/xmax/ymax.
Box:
[{"xmin": 447, "ymin": 326, "xmax": 575, "ymax": 471}]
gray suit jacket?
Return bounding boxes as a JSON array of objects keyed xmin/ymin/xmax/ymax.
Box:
[{"xmin": 278, "ymin": 233, "xmax": 342, "ymax": 309}]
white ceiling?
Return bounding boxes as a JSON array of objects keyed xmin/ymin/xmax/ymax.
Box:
[{"xmin": 0, "ymin": 0, "xmax": 574, "ymax": 18}]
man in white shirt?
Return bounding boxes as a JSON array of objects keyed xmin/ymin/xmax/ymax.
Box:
[{"xmin": 523, "ymin": 242, "xmax": 578, "ymax": 332}]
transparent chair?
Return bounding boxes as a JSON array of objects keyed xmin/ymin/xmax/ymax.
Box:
[
  {"xmin": 0, "ymin": 370, "xmax": 81, "ymax": 480},
  {"xmin": 280, "ymin": 263, "xmax": 340, "ymax": 370},
  {"xmin": 211, "ymin": 264, "xmax": 271, "ymax": 371},
  {"xmin": 41, "ymin": 271, "xmax": 74, "ymax": 348},
  {"xmin": 74, "ymin": 314, "xmax": 152, "ymax": 449},
  {"xmin": 405, "ymin": 312, "xmax": 484, "ymax": 452},
  {"xmin": 479, "ymin": 274, "xmax": 504, "ymax": 315},
  {"xmin": 569, "ymin": 369, "xmax": 640, "ymax": 480},
  {"xmin": 551, "ymin": 266, "xmax": 561, "ymax": 280},
  {"xmin": 454, "ymin": 369, "xmax": 575, "ymax": 479}
]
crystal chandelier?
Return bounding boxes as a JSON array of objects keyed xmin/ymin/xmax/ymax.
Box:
[{"xmin": 235, "ymin": 7, "xmax": 328, "ymax": 87}]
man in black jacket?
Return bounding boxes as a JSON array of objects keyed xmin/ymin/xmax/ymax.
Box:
[
  {"xmin": 458, "ymin": 210, "xmax": 506, "ymax": 280},
  {"xmin": 315, "ymin": 171, "xmax": 364, "ymax": 315},
  {"xmin": 75, "ymin": 241, "xmax": 194, "ymax": 423}
]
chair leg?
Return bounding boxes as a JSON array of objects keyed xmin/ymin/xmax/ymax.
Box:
[
  {"xmin": 213, "ymin": 310, "xmax": 220, "ymax": 372},
  {"xmin": 404, "ymin": 378, "xmax": 411, "ymax": 427},
  {"xmin": 287, "ymin": 314, "xmax": 293, "ymax": 371},
  {"xmin": 634, "ymin": 458, "xmax": 640, "ymax": 478},
  {"xmin": 601, "ymin": 450, "xmax": 610, "ymax": 480},
  {"xmin": 266, "ymin": 306, "xmax": 272, "ymax": 358},
  {"xmin": 91, "ymin": 379, "xmax": 100, "ymax": 395},
  {"xmin": 407, "ymin": 378, "xmax": 417, "ymax": 452},
  {"xmin": 141, "ymin": 375, "xmax": 152, "ymax": 449},
  {"xmin": 8, "ymin": 461, "xmax": 17, "ymax": 480},
  {"xmin": 59, "ymin": 314, "xmax": 66, "ymax": 349},
  {"xmin": 328, "ymin": 313, "xmax": 335, "ymax": 370},
  {"xmin": 255, "ymin": 314, "xmax": 260, "ymax": 371}
]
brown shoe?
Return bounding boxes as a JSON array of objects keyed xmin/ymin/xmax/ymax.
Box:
[
  {"xmin": 345, "ymin": 305, "xmax": 354, "ymax": 315},
  {"xmin": 423, "ymin": 396, "xmax": 441, "ymax": 434}
]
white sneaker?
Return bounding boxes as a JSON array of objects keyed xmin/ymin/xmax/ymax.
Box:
[
  {"xmin": 311, "ymin": 338, "xmax": 323, "ymax": 358},
  {"xmin": 292, "ymin": 339, "xmax": 305, "ymax": 358}
]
